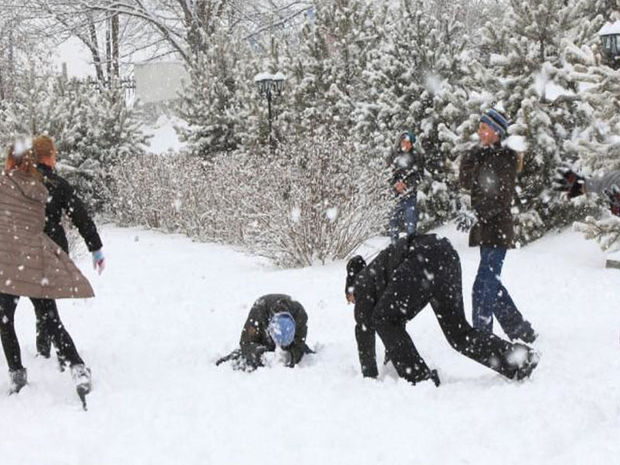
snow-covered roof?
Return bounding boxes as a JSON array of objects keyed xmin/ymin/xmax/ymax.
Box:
[
  {"xmin": 599, "ymin": 20, "xmax": 620, "ymax": 36},
  {"xmin": 254, "ymin": 72, "xmax": 286, "ymax": 82}
]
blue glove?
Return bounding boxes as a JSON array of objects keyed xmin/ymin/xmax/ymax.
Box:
[{"xmin": 92, "ymin": 249, "xmax": 105, "ymax": 275}]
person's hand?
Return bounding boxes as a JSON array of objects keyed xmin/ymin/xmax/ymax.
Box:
[
  {"xmin": 394, "ymin": 181, "xmax": 407, "ymax": 193},
  {"xmin": 553, "ymin": 167, "xmax": 585, "ymax": 199},
  {"xmin": 92, "ymin": 249, "xmax": 105, "ymax": 275},
  {"xmin": 346, "ymin": 293, "xmax": 355, "ymax": 304},
  {"xmin": 603, "ymin": 185, "xmax": 620, "ymax": 216},
  {"xmin": 455, "ymin": 210, "xmax": 476, "ymax": 233}
]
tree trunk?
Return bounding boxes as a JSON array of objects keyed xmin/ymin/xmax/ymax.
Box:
[
  {"xmin": 112, "ymin": 13, "xmax": 120, "ymax": 79},
  {"xmin": 87, "ymin": 13, "xmax": 105, "ymax": 84}
]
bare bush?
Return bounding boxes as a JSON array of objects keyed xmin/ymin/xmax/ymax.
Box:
[{"xmin": 108, "ymin": 135, "xmax": 390, "ymax": 267}]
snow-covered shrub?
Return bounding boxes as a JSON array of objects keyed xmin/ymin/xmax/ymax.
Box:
[
  {"xmin": 108, "ymin": 132, "xmax": 390, "ymax": 267},
  {"xmin": 574, "ymin": 214, "xmax": 620, "ymax": 252},
  {"xmin": 0, "ymin": 76, "xmax": 149, "ymax": 212},
  {"xmin": 231, "ymin": 132, "xmax": 391, "ymax": 266}
]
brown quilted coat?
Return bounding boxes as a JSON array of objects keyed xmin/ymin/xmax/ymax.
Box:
[{"xmin": 0, "ymin": 170, "xmax": 94, "ymax": 299}]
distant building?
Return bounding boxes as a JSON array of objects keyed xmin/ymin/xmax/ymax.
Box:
[
  {"xmin": 134, "ymin": 61, "xmax": 189, "ymax": 104},
  {"xmin": 598, "ymin": 20, "xmax": 620, "ymax": 69}
]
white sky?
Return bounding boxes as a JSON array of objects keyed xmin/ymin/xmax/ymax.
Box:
[{"xmin": 53, "ymin": 36, "xmax": 95, "ymax": 78}]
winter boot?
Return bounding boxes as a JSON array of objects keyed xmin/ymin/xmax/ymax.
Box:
[
  {"xmin": 515, "ymin": 349, "xmax": 540, "ymax": 380},
  {"xmin": 511, "ymin": 321, "xmax": 538, "ymax": 344},
  {"xmin": 413, "ymin": 369, "xmax": 441, "ymax": 387},
  {"xmin": 71, "ymin": 364, "xmax": 92, "ymax": 409},
  {"xmin": 429, "ymin": 369, "xmax": 441, "ymax": 387},
  {"xmin": 8, "ymin": 367, "xmax": 27, "ymax": 394}
]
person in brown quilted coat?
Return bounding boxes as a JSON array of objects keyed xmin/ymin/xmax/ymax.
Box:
[{"xmin": 0, "ymin": 139, "xmax": 93, "ymax": 402}]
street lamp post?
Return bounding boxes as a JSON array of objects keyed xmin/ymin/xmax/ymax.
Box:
[{"xmin": 254, "ymin": 72, "xmax": 285, "ymax": 146}]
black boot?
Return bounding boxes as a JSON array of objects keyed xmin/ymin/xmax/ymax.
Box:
[
  {"xmin": 8, "ymin": 367, "xmax": 27, "ymax": 394},
  {"xmin": 510, "ymin": 321, "xmax": 537, "ymax": 344},
  {"xmin": 515, "ymin": 350, "xmax": 540, "ymax": 380}
]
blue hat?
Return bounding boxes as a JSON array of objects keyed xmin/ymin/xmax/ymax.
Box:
[
  {"xmin": 480, "ymin": 108, "xmax": 510, "ymax": 139},
  {"xmin": 400, "ymin": 131, "xmax": 416, "ymax": 144},
  {"xmin": 268, "ymin": 312, "xmax": 296, "ymax": 348}
]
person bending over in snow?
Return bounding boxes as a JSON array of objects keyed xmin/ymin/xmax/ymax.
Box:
[
  {"xmin": 553, "ymin": 168, "xmax": 620, "ymax": 216},
  {"xmin": 345, "ymin": 234, "xmax": 539, "ymax": 386},
  {"xmin": 459, "ymin": 108, "xmax": 537, "ymax": 343},
  {"xmin": 216, "ymin": 294, "xmax": 313, "ymax": 371}
]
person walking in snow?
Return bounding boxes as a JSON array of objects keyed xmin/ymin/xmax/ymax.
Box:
[
  {"xmin": 388, "ymin": 131, "xmax": 424, "ymax": 244},
  {"xmin": 216, "ymin": 294, "xmax": 312, "ymax": 371},
  {"xmin": 553, "ymin": 168, "xmax": 620, "ymax": 215},
  {"xmin": 0, "ymin": 140, "xmax": 93, "ymax": 406},
  {"xmin": 459, "ymin": 108, "xmax": 536, "ymax": 343},
  {"xmin": 345, "ymin": 234, "xmax": 539, "ymax": 386},
  {"xmin": 32, "ymin": 135, "xmax": 105, "ymax": 364}
]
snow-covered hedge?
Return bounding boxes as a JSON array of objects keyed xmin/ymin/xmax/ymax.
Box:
[{"xmin": 108, "ymin": 134, "xmax": 390, "ymax": 267}]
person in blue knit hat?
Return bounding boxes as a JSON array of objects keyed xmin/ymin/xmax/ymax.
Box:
[
  {"xmin": 388, "ymin": 130, "xmax": 424, "ymax": 244},
  {"xmin": 459, "ymin": 108, "xmax": 537, "ymax": 344},
  {"xmin": 216, "ymin": 294, "xmax": 313, "ymax": 371}
]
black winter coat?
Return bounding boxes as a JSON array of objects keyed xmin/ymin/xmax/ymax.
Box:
[
  {"xmin": 389, "ymin": 149, "xmax": 424, "ymax": 198},
  {"xmin": 352, "ymin": 234, "xmax": 446, "ymax": 377},
  {"xmin": 459, "ymin": 143, "xmax": 517, "ymax": 248},
  {"xmin": 239, "ymin": 294, "xmax": 310, "ymax": 368},
  {"xmin": 37, "ymin": 165, "xmax": 102, "ymax": 254}
]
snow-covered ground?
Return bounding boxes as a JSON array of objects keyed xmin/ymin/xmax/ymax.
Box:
[
  {"xmin": 1, "ymin": 224, "xmax": 618, "ymax": 465},
  {"xmin": 143, "ymin": 114, "xmax": 186, "ymax": 155}
]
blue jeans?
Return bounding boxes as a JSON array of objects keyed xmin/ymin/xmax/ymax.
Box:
[
  {"xmin": 472, "ymin": 247, "xmax": 528, "ymax": 338},
  {"xmin": 390, "ymin": 195, "xmax": 418, "ymax": 244}
]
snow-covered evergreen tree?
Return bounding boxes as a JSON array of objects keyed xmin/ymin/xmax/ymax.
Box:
[
  {"xmin": 562, "ymin": 1, "xmax": 620, "ymax": 250},
  {"xmin": 354, "ymin": 0, "xmax": 472, "ymax": 229},
  {"xmin": 178, "ymin": 31, "xmax": 259, "ymax": 158},
  {"xmin": 0, "ymin": 73, "xmax": 148, "ymax": 211},
  {"xmin": 278, "ymin": 0, "xmax": 380, "ymax": 140},
  {"xmin": 468, "ymin": 0, "xmax": 599, "ymax": 244}
]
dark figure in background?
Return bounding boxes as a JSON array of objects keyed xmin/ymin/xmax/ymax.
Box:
[
  {"xmin": 554, "ymin": 168, "xmax": 620, "ymax": 216},
  {"xmin": 459, "ymin": 109, "xmax": 536, "ymax": 343},
  {"xmin": 345, "ymin": 234, "xmax": 539, "ymax": 386},
  {"xmin": 32, "ymin": 135, "xmax": 105, "ymax": 362},
  {"xmin": 388, "ymin": 131, "xmax": 424, "ymax": 244},
  {"xmin": 216, "ymin": 294, "xmax": 313, "ymax": 371}
]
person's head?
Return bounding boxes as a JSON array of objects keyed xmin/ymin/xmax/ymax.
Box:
[
  {"xmin": 32, "ymin": 135, "xmax": 57, "ymax": 168},
  {"xmin": 5, "ymin": 137, "xmax": 39, "ymax": 178},
  {"xmin": 399, "ymin": 131, "xmax": 416, "ymax": 153},
  {"xmin": 478, "ymin": 108, "xmax": 509, "ymax": 147},
  {"xmin": 268, "ymin": 312, "xmax": 296, "ymax": 348},
  {"xmin": 345, "ymin": 255, "xmax": 367, "ymax": 303}
]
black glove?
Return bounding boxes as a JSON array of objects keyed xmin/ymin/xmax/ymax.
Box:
[
  {"xmin": 553, "ymin": 167, "xmax": 585, "ymax": 199},
  {"xmin": 285, "ymin": 346, "xmax": 302, "ymax": 368},
  {"xmin": 603, "ymin": 185, "xmax": 620, "ymax": 216}
]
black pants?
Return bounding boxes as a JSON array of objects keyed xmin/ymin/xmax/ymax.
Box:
[
  {"xmin": 0, "ymin": 293, "xmax": 83, "ymax": 371},
  {"xmin": 35, "ymin": 301, "xmax": 54, "ymax": 357},
  {"xmin": 372, "ymin": 242, "xmax": 524, "ymax": 384}
]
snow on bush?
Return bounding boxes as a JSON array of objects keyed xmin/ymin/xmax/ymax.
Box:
[
  {"xmin": 108, "ymin": 133, "xmax": 390, "ymax": 267},
  {"xmin": 574, "ymin": 214, "xmax": 620, "ymax": 252}
]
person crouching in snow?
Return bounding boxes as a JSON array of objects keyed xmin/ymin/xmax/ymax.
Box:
[
  {"xmin": 345, "ymin": 234, "xmax": 539, "ymax": 386},
  {"xmin": 216, "ymin": 294, "xmax": 313, "ymax": 371},
  {"xmin": 0, "ymin": 139, "xmax": 93, "ymax": 405},
  {"xmin": 459, "ymin": 108, "xmax": 536, "ymax": 343}
]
